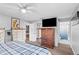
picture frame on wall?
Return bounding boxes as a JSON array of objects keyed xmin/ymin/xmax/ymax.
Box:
[{"xmin": 11, "ymin": 18, "xmax": 20, "ymax": 29}]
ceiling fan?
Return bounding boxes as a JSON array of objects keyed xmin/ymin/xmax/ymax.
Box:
[{"xmin": 17, "ymin": 3, "xmax": 36, "ymax": 13}]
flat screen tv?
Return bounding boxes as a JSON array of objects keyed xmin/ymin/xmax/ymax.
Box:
[
  {"xmin": 42, "ymin": 18, "xmax": 57, "ymax": 27},
  {"xmin": 77, "ymin": 11, "xmax": 79, "ymax": 17}
]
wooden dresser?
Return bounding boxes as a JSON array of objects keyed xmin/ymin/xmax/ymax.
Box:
[{"xmin": 41, "ymin": 27, "xmax": 55, "ymax": 49}]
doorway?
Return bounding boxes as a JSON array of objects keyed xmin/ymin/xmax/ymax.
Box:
[
  {"xmin": 59, "ymin": 21, "xmax": 70, "ymax": 44},
  {"xmin": 26, "ymin": 25, "xmax": 29, "ymax": 42}
]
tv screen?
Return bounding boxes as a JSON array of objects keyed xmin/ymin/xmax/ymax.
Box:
[
  {"xmin": 77, "ymin": 11, "xmax": 79, "ymax": 17},
  {"xmin": 42, "ymin": 18, "xmax": 57, "ymax": 27}
]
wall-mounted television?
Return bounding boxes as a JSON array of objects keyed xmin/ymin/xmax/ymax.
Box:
[
  {"xmin": 42, "ymin": 18, "xmax": 57, "ymax": 27},
  {"xmin": 77, "ymin": 11, "xmax": 79, "ymax": 18}
]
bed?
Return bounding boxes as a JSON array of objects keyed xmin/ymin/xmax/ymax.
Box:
[{"xmin": 0, "ymin": 41, "xmax": 51, "ymax": 55}]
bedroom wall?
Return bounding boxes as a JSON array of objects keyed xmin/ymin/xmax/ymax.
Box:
[
  {"xmin": 71, "ymin": 20, "xmax": 79, "ymax": 54},
  {"xmin": 0, "ymin": 14, "xmax": 11, "ymax": 42},
  {"xmin": 0, "ymin": 14, "xmax": 30, "ymax": 30},
  {"xmin": 0, "ymin": 14, "xmax": 30, "ymax": 43},
  {"xmin": 0, "ymin": 14, "xmax": 11, "ymax": 30},
  {"xmin": 20, "ymin": 20, "xmax": 30, "ymax": 29}
]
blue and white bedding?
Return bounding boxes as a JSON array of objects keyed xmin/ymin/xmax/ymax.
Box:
[{"xmin": 0, "ymin": 41, "xmax": 51, "ymax": 55}]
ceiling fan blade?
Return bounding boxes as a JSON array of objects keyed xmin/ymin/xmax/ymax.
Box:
[
  {"xmin": 24, "ymin": 3, "xmax": 36, "ymax": 9},
  {"xmin": 16, "ymin": 3, "xmax": 38, "ymax": 14},
  {"xmin": 17, "ymin": 3, "xmax": 25, "ymax": 9},
  {"xmin": 27, "ymin": 9, "xmax": 39, "ymax": 14}
]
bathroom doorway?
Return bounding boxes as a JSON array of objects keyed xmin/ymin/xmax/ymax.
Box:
[{"xmin": 59, "ymin": 21, "xmax": 70, "ymax": 40}]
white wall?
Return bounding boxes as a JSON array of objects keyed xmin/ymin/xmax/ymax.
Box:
[
  {"xmin": 0, "ymin": 14, "xmax": 11, "ymax": 30},
  {"xmin": 0, "ymin": 14, "xmax": 30, "ymax": 30},
  {"xmin": 20, "ymin": 20, "xmax": 30, "ymax": 29},
  {"xmin": 0, "ymin": 14, "xmax": 11, "ymax": 43},
  {"xmin": 71, "ymin": 21, "xmax": 79, "ymax": 54},
  {"xmin": 0, "ymin": 14, "xmax": 30, "ymax": 43}
]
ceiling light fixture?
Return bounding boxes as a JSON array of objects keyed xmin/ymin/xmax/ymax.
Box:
[
  {"xmin": 17, "ymin": 3, "xmax": 35, "ymax": 14},
  {"xmin": 21, "ymin": 8, "xmax": 26, "ymax": 13}
]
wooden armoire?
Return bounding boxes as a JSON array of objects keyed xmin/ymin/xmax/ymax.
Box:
[{"xmin": 41, "ymin": 28, "xmax": 55, "ymax": 48}]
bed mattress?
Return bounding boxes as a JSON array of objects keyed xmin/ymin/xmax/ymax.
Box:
[{"xmin": 0, "ymin": 41, "xmax": 51, "ymax": 55}]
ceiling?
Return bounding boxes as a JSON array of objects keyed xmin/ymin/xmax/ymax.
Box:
[{"xmin": 0, "ymin": 3, "xmax": 78, "ymax": 23}]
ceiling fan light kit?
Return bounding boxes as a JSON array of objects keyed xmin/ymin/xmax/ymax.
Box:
[
  {"xmin": 17, "ymin": 3, "xmax": 35, "ymax": 14},
  {"xmin": 21, "ymin": 8, "xmax": 26, "ymax": 13}
]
